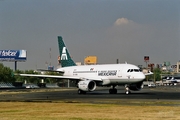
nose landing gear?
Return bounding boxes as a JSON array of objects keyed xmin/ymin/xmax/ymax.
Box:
[{"xmin": 125, "ymin": 85, "xmax": 131, "ymax": 95}]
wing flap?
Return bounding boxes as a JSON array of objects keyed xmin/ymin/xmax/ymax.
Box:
[{"xmin": 80, "ymin": 77, "xmax": 102, "ymax": 81}]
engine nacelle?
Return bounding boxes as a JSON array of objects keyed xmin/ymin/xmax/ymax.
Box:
[
  {"xmin": 129, "ymin": 81, "xmax": 143, "ymax": 91},
  {"xmin": 78, "ymin": 80, "xmax": 96, "ymax": 92}
]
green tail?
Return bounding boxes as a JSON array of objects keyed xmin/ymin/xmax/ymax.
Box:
[{"xmin": 58, "ymin": 36, "xmax": 76, "ymax": 67}]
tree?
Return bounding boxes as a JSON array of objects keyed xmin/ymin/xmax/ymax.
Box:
[
  {"xmin": 153, "ymin": 68, "xmax": 162, "ymax": 81},
  {"xmin": 0, "ymin": 63, "xmax": 15, "ymax": 82},
  {"xmin": 14, "ymin": 69, "xmax": 24, "ymax": 82},
  {"xmin": 14, "ymin": 69, "xmax": 41, "ymax": 83}
]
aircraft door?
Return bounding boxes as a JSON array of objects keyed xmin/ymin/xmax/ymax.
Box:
[
  {"xmin": 118, "ymin": 67, "xmax": 123, "ymax": 78},
  {"xmin": 119, "ymin": 67, "xmax": 129, "ymax": 81}
]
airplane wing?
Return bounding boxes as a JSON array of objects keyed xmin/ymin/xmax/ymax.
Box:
[
  {"xmin": 20, "ymin": 74, "xmax": 80, "ymax": 79},
  {"xmin": 20, "ymin": 74, "xmax": 102, "ymax": 81}
]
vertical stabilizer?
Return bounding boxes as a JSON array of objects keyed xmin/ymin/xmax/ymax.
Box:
[{"xmin": 58, "ymin": 36, "xmax": 76, "ymax": 67}]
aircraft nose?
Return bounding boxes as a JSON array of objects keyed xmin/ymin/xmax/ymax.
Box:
[
  {"xmin": 142, "ymin": 74, "xmax": 146, "ymax": 80},
  {"xmin": 139, "ymin": 73, "xmax": 145, "ymax": 80}
]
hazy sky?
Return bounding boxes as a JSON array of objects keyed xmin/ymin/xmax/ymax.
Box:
[{"xmin": 0, "ymin": 0, "xmax": 180, "ymax": 70}]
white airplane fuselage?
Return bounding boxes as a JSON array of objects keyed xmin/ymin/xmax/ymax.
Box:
[{"xmin": 58, "ymin": 63, "xmax": 145, "ymax": 86}]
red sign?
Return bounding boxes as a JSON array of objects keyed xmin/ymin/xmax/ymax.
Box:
[{"xmin": 144, "ymin": 56, "xmax": 149, "ymax": 62}]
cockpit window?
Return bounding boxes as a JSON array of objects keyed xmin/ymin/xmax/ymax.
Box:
[
  {"xmin": 134, "ymin": 69, "xmax": 139, "ymax": 72},
  {"xmin": 127, "ymin": 69, "xmax": 141, "ymax": 72}
]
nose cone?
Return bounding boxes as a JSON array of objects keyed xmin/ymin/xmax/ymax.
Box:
[
  {"xmin": 141, "ymin": 73, "xmax": 146, "ymax": 80},
  {"xmin": 138, "ymin": 73, "xmax": 146, "ymax": 80}
]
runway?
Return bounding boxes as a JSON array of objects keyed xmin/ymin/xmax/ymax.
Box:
[{"xmin": 0, "ymin": 85, "xmax": 180, "ymax": 105}]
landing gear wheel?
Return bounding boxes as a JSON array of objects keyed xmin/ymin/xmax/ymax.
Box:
[
  {"xmin": 125, "ymin": 90, "xmax": 130, "ymax": 95},
  {"xmin": 114, "ymin": 89, "xmax": 117, "ymax": 94},
  {"xmin": 78, "ymin": 89, "xmax": 86, "ymax": 94},
  {"xmin": 109, "ymin": 88, "xmax": 117, "ymax": 94},
  {"xmin": 109, "ymin": 89, "xmax": 112, "ymax": 94},
  {"xmin": 78, "ymin": 89, "xmax": 81, "ymax": 94}
]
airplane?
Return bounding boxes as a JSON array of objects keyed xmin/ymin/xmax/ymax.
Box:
[
  {"xmin": 162, "ymin": 76, "xmax": 180, "ymax": 84},
  {"xmin": 172, "ymin": 76, "xmax": 180, "ymax": 83},
  {"xmin": 20, "ymin": 36, "xmax": 152, "ymax": 94}
]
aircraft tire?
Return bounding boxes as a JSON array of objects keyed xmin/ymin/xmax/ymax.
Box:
[
  {"xmin": 113, "ymin": 89, "xmax": 117, "ymax": 94},
  {"xmin": 109, "ymin": 89, "xmax": 112, "ymax": 94},
  {"xmin": 125, "ymin": 90, "xmax": 129, "ymax": 95},
  {"xmin": 78, "ymin": 89, "xmax": 86, "ymax": 94},
  {"xmin": 125, "ymin": 90, "xmax": 131, "ymax": 95},
  {"xmin": 109, "ymin": 88, "xmax": 117, "ymax": 94},
  {"xmin": 78, "ymin": 89, "xmax": 83, "ymax": 94}
]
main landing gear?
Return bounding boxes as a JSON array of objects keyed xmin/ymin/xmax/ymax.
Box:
[
  {"xmin": 109, "ymin": 85, "xmax": 117, "ymax": 94},
  {"xmin": 109, "ymin": 85, "xmax": 131, "ymax": 94},
  {"xmin": 78, "ymin": 89, "xmax": 86, "ymax": 94}
]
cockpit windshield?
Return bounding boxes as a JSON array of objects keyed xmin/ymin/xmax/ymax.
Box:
[{"xmin": 127, "ymin": 69, "xmax": 141, "ymax": 72}]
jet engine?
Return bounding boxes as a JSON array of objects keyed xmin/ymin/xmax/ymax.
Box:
[
  {"xmin": 78, "ymin": 80, "xmax": 96, "ymax": 92},
  {"xmin": 129, "ymin": 81, "xmax": 143, "ymax": 91}
]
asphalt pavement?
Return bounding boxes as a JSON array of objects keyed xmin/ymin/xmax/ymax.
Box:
[{"xmin": 0, "ymin": 85, "xmax": 180, "ymax": 105}]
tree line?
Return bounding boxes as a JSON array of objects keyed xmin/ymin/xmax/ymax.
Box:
[{"xmin": 0, "ymin": 63, "xmax": 60, "ymax": 83}]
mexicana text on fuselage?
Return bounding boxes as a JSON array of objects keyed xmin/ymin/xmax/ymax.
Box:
[{"xmin": 98, "ymin": 70, "xmax": 117, "ymax": 76}]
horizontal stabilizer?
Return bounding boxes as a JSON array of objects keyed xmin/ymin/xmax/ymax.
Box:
[{"xmin": 36, "ymin": 69, "xmax": 64, "ymax": 74}]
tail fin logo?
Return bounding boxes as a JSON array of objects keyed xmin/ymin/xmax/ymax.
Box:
[{"xmin": 61, "ymin": 47, "xmax": 68, "ymax": 60}]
